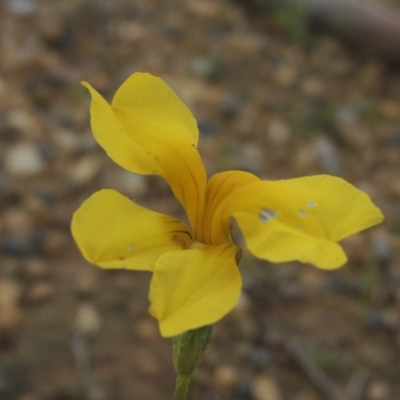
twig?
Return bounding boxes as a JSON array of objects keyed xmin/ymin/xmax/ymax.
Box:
[
  {"xmin": 343, "ymin": 369, "xmax": 368, "ymax": 400},
  {"xmin": 282, "ymin": 335, "xmax": 341, "ymax": 400}
]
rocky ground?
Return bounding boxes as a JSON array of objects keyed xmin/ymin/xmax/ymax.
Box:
[{"xmin": 1, "ymin": 0, "xmax": 400, "ymax": 399}]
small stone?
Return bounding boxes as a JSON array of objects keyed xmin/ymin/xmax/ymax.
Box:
[
  {"xmin": 301, "ymin": 77, "xmax": 324, "ymax": 97},
  {"xmin": 5, "ymin": 143, "xmax": 45, "ymax": 177},
  {"xmin": 0, "ymin": 307, "xmax": 24, "ymax": 334},
  {"xmin": 292, "ymin": 392, "xmax": 318, "ymax": 400},
  {"xmin": 119, "ymin": 172, "xmax": 147, "ymax": 197},
  {"xmin": 241, "ymin": 143, "xmax": 264, "ymax": 173},
  {"xmin": 184, "ymin": 0, "xmax": 222, "ymax": 17},
  {"xmin": 252, "ymin": 375, "xmax": 282, "ymax": 400},
  {"xmin": 67, "ymin": 156, "xmax": 102, "ymax": 186},
  {"xmin": 1, "ymin": 232, "xmax": 43, "ymax": 257},
  {"xmin": 214, "ymin": 365, "xmax": 238, "ymax": 388},
  {"xmin": 74, "ymin": 303, "xmax": 102, "ymax": 336},
  {"xmin": 53, "ymin": 129, "xmax": 80, "ymax": 153},
  {"xmin": 75, "ymin": 269, "xmax": 99, "ymax": 297},
  {"xmin": 268, "ymin": 119, "xmax": 291, "ymax": 144},
  {"xmin": 7, "ymin": 110, "xmax": 42, "ymax": 138},
  {"xmin": 220, "ymin": 96, "xmax": 243, "ymax": 118},
  {"xmin": 338, "ymin": 123, "xmax": 372, "ymax": 149},
  {"xmin": 25, "ymin": 283, "xmax": 55, "ymax": 304},
  {"xmin": 313, "ymin": 136, "xmax": 341, "ymax": 174},
  {"xmin": 23, "ymin": 258, "xmax": 49, "ymax": 280},
  {"xmin": 7, "ymin": 0, "xmax": 35, "ymax": 15},
  {"xmin": 140, "ymin": 353, "xmax": 161, "ymax": 376},
  {"xmin": 135, "ymin": 319, "xmax": 159, "ymax": 341},
  {"xmin": 295, "ymin": 143, "xmax": 317, "ymax": 171},
  {"xmin": 358, "ymin": 63, "xmax": 383, "ymax": 91},
  {"xmin": 18, "ymin": 395, "xmax": 40, "ymax": 400},
  {"xmin": 0, "ymin": 280, "xmax": 22, "ymax": 309},
  {"xmin": 382, "ymin": 308, "xmax": 399, "ymax": 329},
  {"xmin": 380, "ymin": 100, "xmax": 400, "ymax": 119},
  {"xmin": 366, "ymin": 381, "xmax": 390, "ymax": 400},
  {"xmin": 231, "ymin": 292, "xmax": 251, "ymax": 317},
  {"xmin": 225, "ymin": 33, "xmax": 266, "ymax": 53},
  {"xmin": 336, "ymin": 105, "xmax": 358, "ymax": 125},
  {"xmin": 275, "ymin": 65, "xmax": 297, "ymax": 87},
  {"xmin": 118, "ymin": 21, "xmax": 147, "ymax": 42},
  {"xmin": 341, "ymin": 234, "xmax": 369, "ymax": 267},
  {"xmin": 190, "ymin": 57, "xmax": 216, "ymax": 79},
  {"xmin": 41, "ymin": 229, "xmax": 68, "ymax": 255},
  {"xmin": 2, "ymin": 208, "xmax": 32, "ymax": 234},
  {"xmin": 364, "ymin": 311, "xmax": 384, "ymax": 330}
]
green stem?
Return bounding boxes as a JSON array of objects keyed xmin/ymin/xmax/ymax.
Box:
[
  {"xmin": 172, "ymin": 325, "xmax": 213, "ymax": 400},
  {"xmin": 174, "ymin": 375, "xmax": 190, "ymax": 400}
]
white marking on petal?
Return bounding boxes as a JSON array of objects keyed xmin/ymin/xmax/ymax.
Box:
[
  {"xmin": 299, "ymin": 209, "xmax": 307, "ymax": 217},
  {"xmin": 259, "ymin": 208, "xmax": 278, "ymax": 223}
]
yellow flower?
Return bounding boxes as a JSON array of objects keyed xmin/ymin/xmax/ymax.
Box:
[{"xmin": 72, "ymin": 73, "xmax": 383, "ymax": 337}]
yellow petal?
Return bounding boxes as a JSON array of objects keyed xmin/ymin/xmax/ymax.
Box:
[
  {"xmin": 149, "ymin": 244, "xmax": 241, "ymax": 337},
  {"xmin": 204, "ymin": 170, "xmax": 259, "ymax": 244},
  {"xmin": 82, "ymin": 73, "xmax": 207, "ymax": 236},
  {"xmin": 210, "ymin": 174, "xmax": 384, "ymax": 269},
  {"xmin": 71, "ymin": 189, "xmax": 193, "ymax": 271}
]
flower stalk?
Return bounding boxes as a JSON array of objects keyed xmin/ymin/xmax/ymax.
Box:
[{"xmin": 173, "ymin": 325, "xmax": 213, "ymax": 400}]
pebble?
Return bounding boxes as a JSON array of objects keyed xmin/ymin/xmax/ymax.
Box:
[
  {"xmin": 53, "ymin": 128, "xmax": 81, "ymax": 153},
  {"xmin": 249, "ymin": 348, "xmax": 272, "ymax": 371},
  {"xmin": 184, "ymin": 0, "xmax": 222, "ymax": 17},
  {"xmin": 7, "ymin": 110, "xmax": 42, "ymax": 138},
  {"xmin": 41, "ymin": 229, "xmax": 69, "ymax": 255},
  {"xmin": 118, "ymin": 21, "xmax": 148, "ymax": 42},
  {"xmin": 252, "ymin": 375, "xmax": 282, "ymax": 400},
  {"xmin": 366, "ymin": 381, "xmax": 390, "ymax": 400},
  {"xmin": 295, "ymin": 143, "xmax": 317, "ymax": 171},
  {"xmin": 25, "ymin": 282, "xmax": 55, "ymax": 304},
  {"xmin": 301, "ymin": 77, "xmax": 325, "ymax": 97},
  {"xmin": 224, "ymin": 33, "xmax": 266, "ymax": 53},
  {"xmin": 336, "ymin": 105, "xmax": 358, "ymax": 125},
  {"xmin": 190, "ymin": 57, "xmax": 216, "ymax": 79},
  {"xmin": 0, "ymin": 280, "xmax": 23, "ymax": 341},
  {"xmin": 338, "ymin": 123, "xmax": 372, "ymax": 149},
  {"xmin": 233, "ymin": 381, "xmax": 253, "ymax": 400},
  {"xmin": 135, "ymin": 319, "xmax": 159, "ymax": 341},
  {"xmin": 220, "ymin": 95, "xmax": 243, "ymax": 118},
  {"xmin": 292, "ymin": 392, "xmax": 318, "ymax": 400},
  {"xmin": 0, "ymin": 231, "xmax": 43, "ymax": 257},
  {"xmin": 380, "ymin": 100, "xmax": 400, "ymax": 119},
  {"xmin": 0, "ymin": 280, "xmax": 22, "ymax": 309},
  {"xmin": 382, "ymin": 308, "xmax": 399, "ymax": 329},
  {"xmin": 340, "ymin": 234, "xmax": 369, "ymax": 267},
  {"xmin": 214, "ymin": 365, "xmax": 238, "ymax": 388},
  {"xmin": 140, "ymin": 353, "xmax": 161, "ymax": 375},
  {"xmin": 2, "ymin": 208, "xmax": 32, "ymax": 234},
  {"xmin": 74, "ymin": 269, "xmax": 99, "ymax": 297},
  {"xmin": 231, "ymin": 292, "xmax": 252, "ymax": 317},
  {"xmin": 67, "ymin": 156, "xmax": 102, "ymax": 186},
  {"xmin": 74, "ymin": 302, "xmax": 102, "ymax": 336},
  {"xmin": 275, "ymin": 65, "xmax": 297, "ymax": 87},
  {"xmin": 241, "ymin": 143, "xmax": 264, "ymax": 173},
  {"xmin": 313, "ymin": 136, "xmax": 341, "ymax": 174},
  {"xmin": 5, "ymin": 143, "xmax": 45, "ymax": 177},
  {"xmin": 0, "ymin": 307, "xmax": 24, "ymax": 342},
  {"xmin": 371, "ymin": 233, "xmax": 393, "ymax": 266},
  {"xmin": 118, "ymin": 171, "xmax": 148, "ymax": 197},
  {"xmin": 268, "ymin": 119, "xmax": 291, "ymax": 144},
  {"xmin": 23, "ymin": 258, "xmax": 49, "ymax": 280},
  {"xmin": 6, "ymin": 0, "xmax": 35, "ymax": 15}
]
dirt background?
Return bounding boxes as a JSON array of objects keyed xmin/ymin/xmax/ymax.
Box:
[{"xmin": 1, "ymin": 0, "xmax": 400, "ymax": 399}]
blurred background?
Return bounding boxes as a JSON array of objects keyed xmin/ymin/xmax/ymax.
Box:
[{"xmin": 1, "ymin": 0, "xmax": 400, "ymax": 399}]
